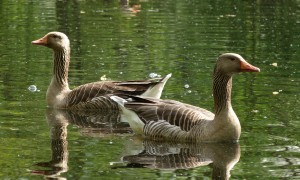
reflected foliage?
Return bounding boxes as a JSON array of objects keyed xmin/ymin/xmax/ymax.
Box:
[{"xmin": 0, "ymin": 0, "xmax": 299, "ymax": 179}]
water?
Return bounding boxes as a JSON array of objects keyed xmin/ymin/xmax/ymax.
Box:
[{"xmin": 0, "ymin": 0, "xmax": 299, "ymax": 179}]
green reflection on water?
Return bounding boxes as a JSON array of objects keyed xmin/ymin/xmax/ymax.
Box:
[{"xmin": 0, "ymin": 0, "xmax": 299, "ymax": 179}]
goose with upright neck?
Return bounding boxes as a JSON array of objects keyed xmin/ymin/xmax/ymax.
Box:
[
  {"xmin": 32, "ymin": 32, "xmax": 171, "ymax": 110},
  {"xmin": 111, "ymin": 53, "xmax": 260, "ymax": 142}
]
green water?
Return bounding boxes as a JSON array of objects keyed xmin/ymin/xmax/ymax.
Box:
[{"xmin": 0, "ymin": 0, "xmax": 299, "ymax": 179}]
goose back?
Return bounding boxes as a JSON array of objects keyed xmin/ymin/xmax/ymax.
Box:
[
  {"xmin": 65, "ymin": 79, "xmax": 166, "ymax": 108},
  {"xmin": 124, "ymin": 96, "xmax": 214, "ymax": 131},
  {"xmin": 113, "ymin": 96, "xmax": 215, "ymax": 141}
]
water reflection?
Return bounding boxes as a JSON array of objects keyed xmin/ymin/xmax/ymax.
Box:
[
  {"xmin": 31, "ymin": 110, "xmax": 69, "ymax": 178},
  {"xmin": 116, "ymin": 141, "xmax": 240, "ymax": 179},
  {"xmin": 30, "ymin": 108, "xmax": 132, "ymax": 178},
  {"xmin": 31, "ymin": 108, "xmax": 240, "ymax": 179}
]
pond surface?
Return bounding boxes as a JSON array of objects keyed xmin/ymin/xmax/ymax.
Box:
[{"xmin": 0, "ymin": 0, "xmax": 299, "ymax": 179}]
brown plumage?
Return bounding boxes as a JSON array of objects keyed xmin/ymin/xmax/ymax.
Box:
[
  {"xmin": 32, "ymin": 32, "xmax": 171, "ymax": 110},
  {"xmin": 111, "ymin": 53, "xmax": 260, "ymax": 142}
]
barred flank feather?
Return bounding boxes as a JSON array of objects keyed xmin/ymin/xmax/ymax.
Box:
[{"xmin": 144, "ymin": 120, "xmax": 189, "ymax": 141}]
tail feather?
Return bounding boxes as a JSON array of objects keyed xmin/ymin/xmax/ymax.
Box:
[
  {"xmin": 110, "ymin": 95, "xmax": 145, "ymax": 134},
  {"xmin": 141, "ymin": 73, "xmax": 172, "ymax": 99},
  {"xmin": 110, "ymin": 95, "xmax": 127, "ymax": 108}
]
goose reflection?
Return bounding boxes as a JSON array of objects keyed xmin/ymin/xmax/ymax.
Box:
[
  {"xmin": 115, "ymin": 140, "xmax": 240, "ymax": 180},
  {"xmin": 30, "ymin": 108, "xmax": 132, "ymax": 178}
]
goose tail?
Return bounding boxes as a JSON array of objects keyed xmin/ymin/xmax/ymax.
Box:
[
  {"xmin": 110, "ymin": 95, "xmax": 145, "ymax": 134},
  {"xmin": 110, "ymin": 95, "xmax": 127, "ymax": 109},
  {"xmin": 141, "ymin": 73, "xmax": 172, "ymax": 99}
]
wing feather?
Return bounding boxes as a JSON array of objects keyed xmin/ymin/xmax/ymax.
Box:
[
  {"xmin": 124, "ymin": 97, "xmax": 214, "ymax": 132},
  {"xmin": 65, "ymin": 80, "xmax": 163, "ymax": 107}
]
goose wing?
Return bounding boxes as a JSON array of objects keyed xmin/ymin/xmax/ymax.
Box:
[
  {"xmin": 124, "ymin": 96, "xmax": 214, "ymax": 132},
  {"xmin": 65, "ymin": 78, "xmax": 165, "ymax": 107}
]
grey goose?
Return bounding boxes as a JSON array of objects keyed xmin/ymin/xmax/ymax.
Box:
[
  {"xmin": 111, "ymin": 53, "xmax": 260, "ymax": 142},
  {"xmin": 32, "ymin": 32, "xmax": 171, "ymax": 110}
]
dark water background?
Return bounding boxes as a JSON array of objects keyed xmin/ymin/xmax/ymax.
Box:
[{"xmin": 0, "ymin": 0, "xmax": 299, "ymax": 179}]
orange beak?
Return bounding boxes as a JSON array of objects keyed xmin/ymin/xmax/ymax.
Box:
[
  {"xmin": 240, "ymin": 60, "xmax": 260, "ymax": 72},
  {"xmin": 32, "ymin": 36, "xmax": 47, "ymax": 46}
]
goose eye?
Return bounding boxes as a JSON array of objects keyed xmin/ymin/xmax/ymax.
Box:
[
  {"xmin": 229, "ymin": 57, "xmax": 235, "ymax": 61},
  {"xmin": 52, "ymin": 35, "xmax": 60, "ymax": 39}
]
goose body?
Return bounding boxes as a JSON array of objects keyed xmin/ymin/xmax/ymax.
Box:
[
  {"xmin": 32, "ymin": 32, "xmax": 171, "ymax": 110},
  {"xmin": 111, "ymin": 53, "xmax": 260, "ymax": 142}
]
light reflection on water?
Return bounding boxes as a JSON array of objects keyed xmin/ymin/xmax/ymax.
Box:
[{"xmin": 0, "ymin": 0, "xmax": 299, "ymax": 179}]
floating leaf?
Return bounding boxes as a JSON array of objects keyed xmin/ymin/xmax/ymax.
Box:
[
  {"xmin": 28, "ymin": 85, "xmax": 40, "ymax": 92},
  {"xmin": 271, "ymin": 62, "xmax": 278, "ymax": 67},
  {"xmin": 100, "ymin": 75, "xmax": 107, "ymax": 81},
  {"xmin": 225, "ymin": 14, "xmax": 236, "ymax": 17},
  {"xmin": 149, "ymin": 72, "xmax": 161, "ymax": 78}
]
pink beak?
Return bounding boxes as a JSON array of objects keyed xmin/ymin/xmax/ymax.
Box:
[
  {"xmin": 240, "ymin": 60, "xmax": 260, "ymax": 72},
  {"xmin": 32, "ymin": 36, "xmax": 47, "ymax": 46}
]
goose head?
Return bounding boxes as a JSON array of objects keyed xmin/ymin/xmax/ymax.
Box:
[
  {"xmin": 32, "ymin": 32, "xmax": 70, "ymax": 50},
  {"xmin": 215, "ymin": 53, "xmax": 260, "ymax": 76}
]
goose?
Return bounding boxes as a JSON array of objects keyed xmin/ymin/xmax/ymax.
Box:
[
  {"xmin": 111, "ymin": 53, "xmax": 260, "ymax": 142},
  {"xmin": 32, "ymin": 32, "xmax": 171, "ymax": 110}
]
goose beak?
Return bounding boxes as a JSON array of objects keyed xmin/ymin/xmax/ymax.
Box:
[
  {"xmin": 240, "ymin": 60, "xmax": 260, "ymax": 72},
  {"xmin": 32, "ymin": 36, "xmax": 47, "ymax": 46}
]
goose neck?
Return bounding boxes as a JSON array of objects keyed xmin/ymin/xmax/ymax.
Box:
[
  {"xmin": 52, "ymin": 47, "xmax": 70, "ymax": 89},
  {"xmin": 212, "ymin": 70, "xmax": 232, "ymax": 115}
]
